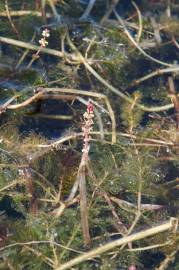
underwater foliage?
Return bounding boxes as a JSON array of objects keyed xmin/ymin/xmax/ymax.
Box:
[{"xmin": 0, "ymin": 0, "xmax": 179, "ymax": 269}]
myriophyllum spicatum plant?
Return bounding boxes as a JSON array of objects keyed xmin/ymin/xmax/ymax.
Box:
[
  {"xmin": 78, "ymin": 101, "xmax": 94, "ymax": 246},
  {"xmin": 81, "ymin": 101, "xmax": 94, "ymax": 165},
  {"xmin": 27, "ymin": 28, "xmax": 50, "ymax": 68}
]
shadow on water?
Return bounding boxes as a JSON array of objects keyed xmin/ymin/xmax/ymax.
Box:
[
  {"xmin": 19, "ymin": 98, "xmax": 72, "ymax": 138},
  {"xmin": 0, "ymin": 196, "xmax": 24, "ymax": 219}
]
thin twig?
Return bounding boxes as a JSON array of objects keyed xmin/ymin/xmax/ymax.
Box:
[
  {"xmin": 0, "ymin": 10, "xmax": 52, "ymax": 17},
  {"xmin": 15, "ymin": 32, "xmax": 36, "ymax": 69},
  {"xmin": 168, "ymin": 77, "xmax": 179, "ymax": 129},
  {"xmin": 128, "ymin": 66, "xmax": 179, "ymax": 88},
  {"xmin": 100, "ymin": 0, "xmax": 119, "ymax": 24},
  {"xmin": 155, "ymin": 250, "xmax": 177, "ymax": 270},
  {"xmin": 127, "ymin": 240, "xmax": 172, "ymax": 252},
  {"xmin": 24, "ymin": 245, "xmax": 54, "ymax": 267},
  {"xmin": 110, "ymin": 196, "xmax": 163, "ymax": 212},
  {"xmin": 80, "ymin": 0, "xmax": 96, "ymax": 20},
  {"xmin": 113, "ymin": 9, "xmax": 173, "ymax": 67},
  {"xmin": 7, "ymin": 90, "xmax": 44, "ymax": 109},
  {"xmin": 36, "ymin": 130, "xmax": 176, "ymax": 150},
  {"xmin": 0, "ymin": 95, "xmax": 19, "ymax": 113},
  {"xmin": 0, "ymin": 179, "xmax": 26, "ymax": 193},
  {"xmin": 131, "ymin": 1, "xmax": 143, "ymax": 43},
  {"xmin": 55, "ymin": 218, "xmax": 177, "ymax": 270},
  {"xmin": 0, "ymin": 240, "xmax": 83, "ymax": 254},
  {"xmin": 150, "ymin": 17, "xmax": 162, "ymax": 44},
  {"xmin": 0, "ymin": 36, "xmax": 69, "ymax": 59},
  {"xmin": 66, "ymin": 34, "xmax": 176, "ymax": 112},
  {"xmin": 26, "ymin": 113, "xmax": 73, "ymax": 120},
  {"xmin": 0, "ymin": 35, "xmax": 177, "ymax": 112},
  {"xmin": 5, "ymin": 0, "xmax": 20, "ymax": 39},
  {"xmin": 101, "ymin": 192, "xmax": 128, "ymax": 235}
]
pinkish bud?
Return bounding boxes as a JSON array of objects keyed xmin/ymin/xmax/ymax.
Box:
[
  {"xmin": 87, "ymin": 102, "xmax": 94, "ymax": 114},
  {"xmin": 128, "ymin": 265, "xmax": 137, "ymax": 270}
]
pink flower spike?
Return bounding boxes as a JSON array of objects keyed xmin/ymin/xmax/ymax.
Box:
[
  {"xmin": 87, "ymin": 102, "xmax": 94, "ymax": 114},
  {"xmin": 81, "ymin": 101, "xmax": 94, "ymax": 163}
]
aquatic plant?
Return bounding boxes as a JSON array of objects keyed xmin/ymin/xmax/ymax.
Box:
[{"xmin": 0, "ymin": 0, "xmax": 179, "ymax": 269}]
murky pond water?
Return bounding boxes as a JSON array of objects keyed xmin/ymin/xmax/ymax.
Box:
[{"xmin": 0, "ymin": 1, "xmax": 179, "ymax": 269}]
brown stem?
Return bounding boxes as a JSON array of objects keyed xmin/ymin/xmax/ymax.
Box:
[
  {"xmin": 110, "ymin": 196, "xmax": 163, "ymax": 212},
  {"xmin": 23, "ymin": 167, "xmax": 38, "ymax": 216},
  {"xmin": 100, "ymin": 192, "xmax": 128, "ymax": 235},
  {"xmin": 7, "ymin": 90, "xmax": 44, "ymax": 110},
  {"xmin": 78, "ymin": 164, "xmax": 91, "ymax": 247},
  {"xmin": 5, "ymin": 0, "xmax": 20, "ymax": 39},
  {"xmin": 168, "ymin": 77, "xmax": 179, "ymax": 129},
  {"xmin": 100, "ymin": 0, "xmax": 119, "ymax": 24},
  {"xmin": 35, "ymin": 0, "xmax": 41, "ymax": 9}
]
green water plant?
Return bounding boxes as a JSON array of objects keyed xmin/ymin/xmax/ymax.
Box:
[{"xmin": 0, "ymin": 1, "xmax": 179, "ymax": 269}]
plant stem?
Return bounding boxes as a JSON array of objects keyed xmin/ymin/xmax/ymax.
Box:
[{"xmin": 55, "ymin": 218, "xmax": 178, "ymax": 270}]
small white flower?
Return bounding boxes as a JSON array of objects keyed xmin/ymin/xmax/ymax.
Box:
[
  {"xmin": 39, "ymin": 38, "xmax": 48, "ymax": 47},
  {"xmin": 18, "ymin": 169, "xmax": 25, "ymax": 176},
  {"xmin": 42, "ymin": 29, "xmax": 50, "ymax": 38},
  {"xmin": 53, "ymin": 232, "xmax": 58, "ymax": 238},
  {"xmin": 83, "ymin": 112, "xmax": 89, "ymax": 119}
]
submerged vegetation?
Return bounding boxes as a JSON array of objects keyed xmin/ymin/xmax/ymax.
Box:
[{"xmin": 0, "ymin": 0, "xmax": 179, "ymax": 269}]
